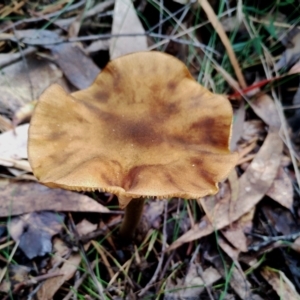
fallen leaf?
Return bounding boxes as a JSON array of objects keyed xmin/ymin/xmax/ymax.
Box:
[
  {"xmin": 291, "ymin": 237, "xmax": 300, "ymax": 253},
  {"xmin": 262, "ymin": 205, "xmax": 297, "ymax": 236},
  {"xmin": 50, "ymin": 43, "xmax": 100, "ymax": 89},
  {"xmin": 0, "ymin": 55, "xmax": 63, "ymax": 114},
  {"xmin": 250, "ymin": 94, "xmax": 281, "ymax": 128},
  {"xmin": 0, "ymin": 124, "xmax": 28, "ymax": 167},
  {"xmin": 240, "ymin": 120, "xmax": 265, "ymax": 143},
  {"xmin": 0, "ymin": 180, "xmax": 110, "ymax": 217},
  {"xmin": 276, "ymin": 28, "xmax": 300, "ymax": 71},
  {"xmin": 37, "ymin": 251, "xmax": 82, "ymax": 300},
  {"xmin": 218, "ymin": 235, "xmax": 240, "ymax": 261},
  {"xmin": 221, "ymin": 209, "xmax": 255, "ymax": 252},
  {"xmin": 8, "ymin": 211, "xmax": 65, "ymax": 259},
  {"xmin": 110, "ymin": 0, "xmax": 148, "ymax": 59},
  {"xmin": 144, "ymin": 200, "xmax": 164, "ymax": 229},
  {"xmin": 169, "ymin": 127, "xmax": 282, "ymax": 251},
  {"xmin": 76, "ymin": 219, "xmax": 98, "ymax": 236},
  {"xmin": 37, "ymin": 219, "xmax": 96, "ymax": 299},
  {"xmin": 0, "ymin": 115, "xmax": 12, "ymax": 131},
  {"xmin": 12, "ymin": 100, "xmax": 37, "ymax": 126},
  {"xmin": 0, "ymin": 265, "xmax": 31, "ymax": 293},
  {"xmin": 266, "ymin": 167, "xmax": 293, "ymax": 210},
  {"xmin": 261, "ymin": 267, "xmax": 300, "ymax": 300},
  {"xmin": 86, "ymin": 40, "xmax": 110, "ymax": 53},
  {"xmin": 208, "ymin": 250, "xmax": 260, "ymax": 300},
  {"xmin": 165, "ymin": 265, "xmax": 221, "ymax": 299}
]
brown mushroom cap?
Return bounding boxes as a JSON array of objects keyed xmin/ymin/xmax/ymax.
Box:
[{"xmin": 28, "ymin": 51, "xmax": 238, "ymax": 208}]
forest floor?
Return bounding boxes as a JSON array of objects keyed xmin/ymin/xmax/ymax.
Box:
[{"xmin": 1, "ymin": 0, "xmax": 300, "ymax": 299}]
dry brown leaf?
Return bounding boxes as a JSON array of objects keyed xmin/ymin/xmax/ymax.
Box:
[
  {"xmin": 261, "ymin": 267, "xmax": 300, "ymax": 300},
  {"xmin": 0, "ymin": 265, "xmax": 31, "ymax": 293},
  {"xmin": 266, "ymin": 167, "xmax": 293, "ymax": 210},
  {"xmin": 8, "ymin": 212, "xmax": 64, "ymax": 259},
  {"xmin": 37, "ymin": 219, "xmax": 96, "ymax": 300},
  {"xmin": 110, "ymin": 0, "xmax": 148, "ymax": 59},
  {"xmin": 198, "ymin": 0, "xmax": 246, "ymax": 88},
  {"xmin": 218, "ymin": 235, "xmax": 240, "ymax": 261},
  {"xmin": 250, "ymin": 94, "xmax": 281, "ymax": 128},
  {"xmin": 0, "ymin": 55, "xmax": 63, "ymax": 113},
  {"xmin": 209, "ymin": 251, "xmax": 260, "ymax": 300},
  {"xmin": 291, "ymin": 237, "xmax": 300, "ymax": 253},
  {"xmin": 169, "ymin": 127, "xmax": 282, "ymax": 251},
  {"xmin": 165, "ymin": 265, "xmax": 221, "ymax": 299},
  {"xmin": 50, "ymin": 43, "xmax": 100, "ymax": 89},
  {"xmin": 37, "ymin": 252, "xmax": 80, "ymax": 300},
  {"xmin": 76, "ymin": 219, "xmax": 98, "ymax": 236},
  {"xmin": 220, "ymin": 265, "xmax": 253, "ymax": 300},
  {"xmin": 221, "ymin": 208, "xmax": 255, "ymax": 252},
  {"xmin": 0, "ymin": 180, "xmax": 109, "ymax": 217}
]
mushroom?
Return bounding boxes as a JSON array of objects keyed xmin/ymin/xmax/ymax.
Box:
[{"xmin": 28, "ymin": 51, "xmax": 238, "ymax": 242}]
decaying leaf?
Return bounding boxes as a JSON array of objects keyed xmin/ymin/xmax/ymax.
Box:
[
  {"xmin": 221, "ymin": 208, "xmax": 255, "ymax": 253},
  {"xmin": 0, "ymin": 55, "xmax": 63, "ymax": 113},
  {"xmin": 0, "ymin": 124, "xmax": 28, "ymax": 167},
  {"xmin": 50, "ymin": 43, "xmax": 100, "ymax": 89},
  {"xmin": 165, "ymin": 265, "xmax": 221, "ymax": 299},
  {"xmin": 37, "ymin": 219, "xmax": 96, "ymax": 300},
  {"xmin": 144, "ymin": 200, "xmax": 164, "ymax": 229},
  {"xmin": 266, "ymin": 167, "xmax": 293, "ymax": 210},
  {"xmin": 37, "ymin": 248, "xmax": 82, "ymax": 300},
  {"xmin": 261, "ymin": 267, "xmax": 300, "ymax": 300},
  {"xmin": 110, "ymin": 0, "xmax": 148, "ymax": 59},
  {"xmin": 208, "ymin": 250, "xmax": 262, "ymax": 300},
  {"xmin": 276, "ymin": 28, "xmax": 300, "ymax": 71},
  {"xmin": 0, "ymin": 265, "xmax": 31, "ymax": 293},
  {"xmin": 8, "ymin": 211, "xmax": 65, "ymax": 259},
  {"xmin": 0, "ymin": 180, "xmax": 109, "ymax": 217},
  {"xmin": 250, "ymin": 94, "xmax": 281, "ymax": 129}
]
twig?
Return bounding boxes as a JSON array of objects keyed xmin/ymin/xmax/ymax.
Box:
[
  {"xmin": 0, "ymin": 46, "xmax": 36, "ymax": 68},
  {"xmin": 198, "ymin": 0, "xmax": 247, "ymax": 88},
  {"xmin": 247, "ymin": 231, "xmax": 300, "ymax": 251},
  {"xmin": 0, "ymin": 0, "xmax": 86, "ymax": 33},
  {"xmin": 161, "ymin": 4, "xmax": 190, "ymax": 52},
  {"xmin": 138, "ymin": 200, "xmax": 168, "ymax": 297},
  {"xmin": 3, "ymin": 272, "xmax": 63, "ymax": 300}
]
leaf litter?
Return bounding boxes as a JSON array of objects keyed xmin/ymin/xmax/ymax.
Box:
[{"xmin": 0, "ymin": 0, "xmax": 300, "ymax": 299}]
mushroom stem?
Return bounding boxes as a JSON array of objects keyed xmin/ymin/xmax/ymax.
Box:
[{"xmin": 119, "ymin": 197, "xmax": 145, "ymax": 242}]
